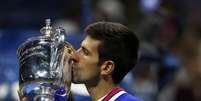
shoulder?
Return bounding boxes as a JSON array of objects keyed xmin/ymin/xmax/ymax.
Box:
[{"xmin": 116, "ymin": 92, "xmax": 143, "ymax": 101}]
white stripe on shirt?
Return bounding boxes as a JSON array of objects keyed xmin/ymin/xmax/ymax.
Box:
[{"xmin": 108, "ymin": 91, "xmax": 126, "ymax": 101}]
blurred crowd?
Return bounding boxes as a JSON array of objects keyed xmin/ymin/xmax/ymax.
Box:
[{"xmin": 0, "ymin": 0, "xmax": 200, "ymax": 101}]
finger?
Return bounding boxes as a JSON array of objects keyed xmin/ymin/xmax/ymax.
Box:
[
  {"xmin": 17, "ymin": 90, "xmax": 22, "ymax": 99},
  {"xmin": 18, "ymin": 90, "xmax": 28, "ymax": 101},
  {"xmin": 21, "ymin": 97, "xmax": 29, "ymax": 101}
]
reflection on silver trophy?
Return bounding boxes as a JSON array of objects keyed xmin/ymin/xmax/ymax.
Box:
[{"xmin": 17, "ymin": 19, "xmax": 74, "ymax": 101}]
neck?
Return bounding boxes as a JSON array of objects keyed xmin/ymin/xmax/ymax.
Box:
[{"xmin": 86, "ymin": 80, "xmax": 118, "ymax": 101}]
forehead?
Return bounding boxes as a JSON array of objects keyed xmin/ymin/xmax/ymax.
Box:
[{"xmin": 81, "ymin": 36, "xmax": 101, "ymax": 53}]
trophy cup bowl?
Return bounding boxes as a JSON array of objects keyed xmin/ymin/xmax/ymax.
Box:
[{"xmin": 17, "ymin": 19, "xmax": 74, "ymax": 101}]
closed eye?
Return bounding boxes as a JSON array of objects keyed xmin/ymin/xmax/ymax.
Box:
[{"xmin": 81, "ymin": 47, "xmax": 90, "ymax": 56}]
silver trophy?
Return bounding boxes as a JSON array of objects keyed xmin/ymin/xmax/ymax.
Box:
[{"xmin": 17, "ymin": 19, "xmax": 74, "ymax": 101}]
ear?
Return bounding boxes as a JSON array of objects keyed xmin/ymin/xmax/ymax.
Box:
[{"xmin": 100, "ymin": 60, "xmax": 115, "ymax": 76}]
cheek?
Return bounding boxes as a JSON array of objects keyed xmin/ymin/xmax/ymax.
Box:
[
  {"xmin": 78, "ymin": 57, "xmax": 100, "ymax": 78},
  {"xmin": 79, "ymin": 55, "xmax": 98, "ymax": 69}
]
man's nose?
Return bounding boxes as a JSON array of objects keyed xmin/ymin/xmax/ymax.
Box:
[
  {"xmin": 69, "ymin": 50, "xmax": 79, "ymax": 63},
  {"xmin": 63, "ymin": 44, "xmax": 79, "ymax": 64}
]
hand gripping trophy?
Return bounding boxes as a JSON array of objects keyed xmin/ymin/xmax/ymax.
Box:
[{"xmin": 17, "ymin": 19, "xmax": 74, "ymax": 101}]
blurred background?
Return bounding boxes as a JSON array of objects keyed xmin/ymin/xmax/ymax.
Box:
[{"xmin": 0, "ymin": 0, "xmax": 201, "ymax": 101}]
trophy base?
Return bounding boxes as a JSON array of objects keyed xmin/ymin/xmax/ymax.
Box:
[
  {"xmin": 34, "ymin": 94, "xmax": 53, "ymax": 101},
  {"xmin": 20, "ymin": 81, "xmax": 68, "ymax": 101}
]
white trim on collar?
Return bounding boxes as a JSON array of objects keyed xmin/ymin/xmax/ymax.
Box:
[{"xmin": 108, "ymin": 90, "xmax": 126, "ymax": 101}]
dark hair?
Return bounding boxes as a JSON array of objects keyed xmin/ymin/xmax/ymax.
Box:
[{"xmin": 85, "ymin": 21, "xmax": 139, "ymax": 84}]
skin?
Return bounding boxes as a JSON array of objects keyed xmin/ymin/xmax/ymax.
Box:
[
  {"xmin": 72, "ymin": 35, "xmax": 117, "ymax": 101},
  {"xmin": 72, "ymin": 35, "xmax": 101, "ymax": 86}
]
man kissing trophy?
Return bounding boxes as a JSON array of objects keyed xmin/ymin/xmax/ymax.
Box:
[{"xmin": 17, "ymin": 19, "xmax": 74, "ymax": 101}]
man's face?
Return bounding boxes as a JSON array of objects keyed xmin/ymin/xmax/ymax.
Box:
[{"xmin": 72, "ymin": 36, "xmax": 101, "ymax": 85}]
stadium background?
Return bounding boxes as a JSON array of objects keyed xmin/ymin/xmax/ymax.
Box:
[{"xmin": 0, "ymin": 0, "xmax": 200, "ymax": 101}]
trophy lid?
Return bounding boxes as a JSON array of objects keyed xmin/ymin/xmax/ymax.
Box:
[{"xmin": 40, "ymin": 19, "xmax": 54, "ymax": 37}]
